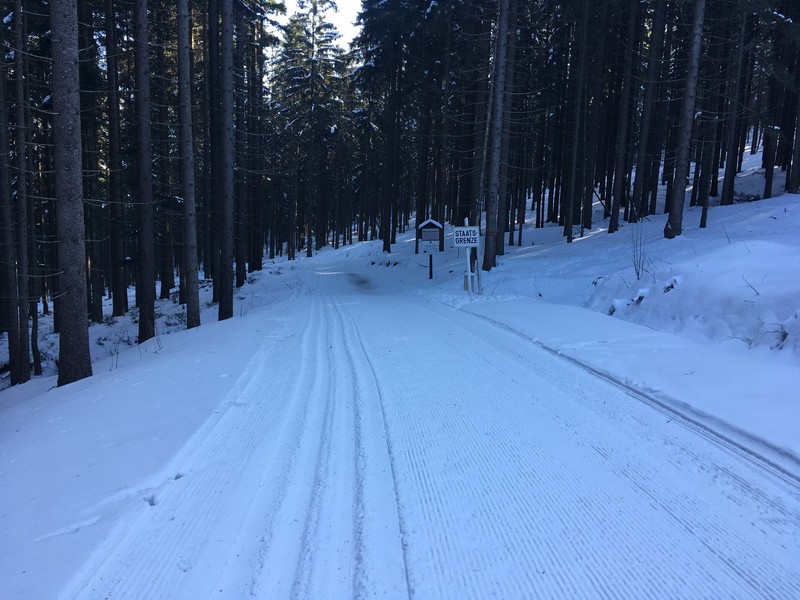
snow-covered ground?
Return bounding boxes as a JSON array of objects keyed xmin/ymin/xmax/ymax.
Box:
[{"xmin": 1, "ymin": 162, "xmax": 799, "ymax": 598}]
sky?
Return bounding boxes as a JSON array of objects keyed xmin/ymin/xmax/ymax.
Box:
[
  {"xmin": 283, "ymin": 0, "xmax": 362, "ymax": 48},
  {"xmin": 329, "ymin": 0, "xmax": 362, "ymax": 46},
  {"xmin": 2, "ymin": 152, "xmax": 799, "ymax": 597}
]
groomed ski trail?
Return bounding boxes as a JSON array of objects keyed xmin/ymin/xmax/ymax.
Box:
[
  {"xmin": 60, "ymin": 266, "xmax": 800, "ymax": 599},
  {"xmin": 60, "ymin": 293, "xmax": 408, "ymax": 599}
]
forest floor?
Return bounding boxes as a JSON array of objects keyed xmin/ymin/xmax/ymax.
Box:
[{"xmin": 1, "ymin": 165, "xmax": 799, "ymax": 598}]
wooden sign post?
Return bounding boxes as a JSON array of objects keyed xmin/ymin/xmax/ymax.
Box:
[
  {"xmin": 453, "ymin": 219, "xmax": 481, "ymax": 294},
  {"xmin": 417, "ymin": 219, "xmax": 443, "ymax": 279}
]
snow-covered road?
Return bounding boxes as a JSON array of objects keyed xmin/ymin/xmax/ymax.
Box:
[{"xmin": 58, "ymin": 267, "xmax": 800, "ymax": 599}]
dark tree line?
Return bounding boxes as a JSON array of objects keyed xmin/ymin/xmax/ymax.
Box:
[
  {"xmin": 1, "ymin": 0, "xmax": 799, "ymax": 386},
  {"xmin": 353, "ymin": 0, "xmax": 800, "ymax": 265}
]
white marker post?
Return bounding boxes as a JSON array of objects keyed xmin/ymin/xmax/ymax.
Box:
[{"xmin": 453, "ymin": 219, "xmax": 481, "ymax": 294}]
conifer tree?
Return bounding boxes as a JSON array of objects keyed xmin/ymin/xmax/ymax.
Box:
[
  {"xmin": 665, "ymin": 0, "xmax": 706, "ymax": 239},
  {"xmin": 134, "ymin": 0, "xmax": 156, "ymax": 341},
  {"xmin": 178, "ymin": 0, "xmax": 200, "ymax": 329},
  {"xmin": 51, "ymin": 0, "xmax": 92, "ymax": 385}
]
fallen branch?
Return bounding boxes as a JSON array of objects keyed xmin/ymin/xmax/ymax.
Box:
[{"xmin": 741, "ymin": 274, "xmax": 760, "ymax": 296}]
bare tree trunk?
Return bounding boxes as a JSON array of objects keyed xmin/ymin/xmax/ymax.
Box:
[
  {"xmin": 218, "ymin": 0, "xmax": 234, "ymax": 320},
  {"xmin": 720, "ymin": 13, "xmax": 748, "ymax": 206},
  {"xmin": 305, "ymin": 0, "xmax": 319, "ymax": 257},
  {"xmin": 248, "ymin": 28, "xmax": 266, "ymax": 270},
  {"xmin": 51, "ymin": 0, "xmax": 92, "ymax": 385},
  {"xmin": 631, "ymin": 0, "xmax": 667, "ymax": 221},
  {"xmin": 608, "ymin": 0, "xmax": 638, "ymax": 234},
  {"xmin": 482, "ymin": 0, "xmax": 511, "ymax": 271},
  {"xmin": 581, "ymin": 1, "xmax": 611, "ymax": 233},
  {"xmin": 134, "ymin": 0, "xmax": 156, "ymax": 342},
  {"xmin": 24, "ymin": 96, "xmax": 40, "ymax": 376},
  {"xmin": 563, "ymin": 0, "xmax": 589, "ymax": 243},
  {"xmin": 763, "ymin": 127, "xmax": 777, "ymax": 199},
  {"xmin": 234, "ymin": 0, "xmax": 248, "ymax": 281},
  {"xmin": 0, "ymin": 20, "xmax": 21, "ymax": 385},
  {"xmin": 664, "ymin": 0, "xmax": 706, "ymax": 239},
  {"xmin": 698, "ymin": 114, "xmax": 714, "ymax": 228},
  {"xmin": 106, "ymin": 0, "xmax": 127, "ymax": 317},
  {"xmin": 14, "ymin": 0, "xmax": 30, "ymax": 382},
  {"xmin": 497, "ymin": 0, "xmax": 519, "ymax": 254},
  {"xmin": 208, "ymin": 0, "xmax": 222, "ymax": 300},
  {"xmin": 178, "ymin": 0, "xmax": 200, "ymax": 329},
  {"xmin": 381, "ymin": 67, "xmax": 400, "ymax": 254},
  {"xmin": 789, "ymin": 105, "xmax": 800, "ymax": 194},
  {"xmin": 433, "ymin": 6, "xmax": 453, "ymax": 240},
  {"xmin": 787, "ymin": 51, "xmax": 800, "ymax": 193},
  {"xmin": 77, "ymin": 1, "xmax": 104, "ymax": 324}
]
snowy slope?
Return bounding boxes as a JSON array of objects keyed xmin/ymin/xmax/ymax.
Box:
[{"xmin": 1, "ymin": 185, "xmax": 800, "ymax": 598}]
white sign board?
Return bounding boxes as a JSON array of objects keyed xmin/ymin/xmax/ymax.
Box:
[
  {"xmin": 421, "ymin": 228, "xmax": 440, "ymax": 241},
  {"xmin": 453, "ymin": 227, "xmax": 480, "ymax": 247}
]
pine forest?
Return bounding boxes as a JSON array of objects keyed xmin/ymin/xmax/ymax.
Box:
[{"xmin": 1, "ymin": 0, "xmax": 799, "ymax": 387}]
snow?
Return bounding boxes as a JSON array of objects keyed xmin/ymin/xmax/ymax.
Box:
[{"xmin": 2, "ymin": 161, "xmax": 800, "ymax": 597}]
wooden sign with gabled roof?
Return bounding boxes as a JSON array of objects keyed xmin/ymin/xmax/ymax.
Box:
[
  {"xmin": 418, "ymin": 218, "xmax": 443, "ymax": 242},
  {"xmin": 416, "ymin": 218, "xmax": 444, "ymax": 278}
]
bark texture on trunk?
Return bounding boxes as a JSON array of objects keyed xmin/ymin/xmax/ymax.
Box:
[{"xmin": 52, "ymin": 0, "xmax": 92, "ymax": 385}]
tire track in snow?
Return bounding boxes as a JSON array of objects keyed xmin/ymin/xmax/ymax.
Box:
[
  {"xmin": 288, "ymin": 297, "xmax": 356, "ymax": 598},
  {"xmin": 58, "ymin": 310, "xmax": 308, "ymax": 600},
  {"xmin": 349, "ymin": 296, "xmax": 800, "ymax": 599},
  {"xmin": 367, "ymin": 311, "xmax": 608, "ymax": 597},
  {"xmin": 454, "ymin": 304, "xmax": 800, "ymax": 592},
  {"xmin": 173, "ymin": 295, "xmax": 335, "ymax": 599},
  {"xmin": 244, "ymin": 295, "xmax": 341, "ymax": 597},
  {"xmin": 337, "ymin": 299, "xmax": 411, "ymax": 598},
  {"xmin": 57, "ymin": 276, "xmax": 800, "ymax": 599},
  {"xmin": 244, "ymin": 295, "xmax": 409, "ymax": 599},
  {"xmin": 432, "ymin": 299, "xmax": 800, "ymax": 598},
  {"xmin": 464, "ymin": 304, "xmax": 800, "ymax": 489}
]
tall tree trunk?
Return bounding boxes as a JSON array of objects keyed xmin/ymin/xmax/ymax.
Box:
[
  {"xmin": 434, "ymin": 6, "xmax": 453, "ymax": 237},
  {"xmin": 631, "ymin": 0, "xmax": 667, "ymax": 221},
  {"xmin": 234, "ymin": 1, "xmax": 248, "ymax": 281},
  {"xmin": 664, "ymin": 0, "xmax": 706, "ymax": 239},
  {"xmin": 482, "ymin": 0, "xmax": 510, "ymax": 271},
  {"xmin": 178, "ymin": 0, "xmax": 200, "ymax": 329},
  {"xmin": 497, "ymin": 0, "xmax": 519, "ymax": 254},
  {"xmin": 106, "ymin": 0, "xmax": 127, "ymax": 317},
  {"xmin": 608, "ymin": 0, "xmax": 638, "ymax": 234},
  {"xmin": 78, "ymin": 0, "xmax": 104, "ymax": 324},
  {"xmin": 458, "ymin": 6, "xmax": 491, "ymax": 228},
  {"xmin": 134, "ymin": 0, "xmax": 156, "ymax": 342},
  {"xmin": 14, "ymin": 0, "xmax": 30, "ymax": 382},
  {"xmin": 218, "ymin": 0, "xmax": 234, "ymax": 320},
  {"xmin": 787, "ymin": 51, "xmax": 800, "ymax": 193},
  {"xmin": 22, "ymin": 57, "xmax": 39, "ymax": 376},
  {"xmin": 789, "ymin": 101, "xmax": 800, "ymax": 194},
  {"xmin": 563, "ymin": 0, "xmax": 589, "ymax": 243},
  {"xmin": 698, "ymin": 113, "xmax": 714, "ymax": 228},
  {"xmin": 0, "ymin": 20, "xmax": 21, "ymax": 385},
  {"xmin": 208, "ymin": 0, "xmax": 222, "ymax": 301},
  {"xmin": 150, "ymin": 10, "xmax": 172, "ymax": 303},
  {"xmin": 381, "ymin": 66, "xmax": 400, "ymax": 254},
  {"xmin": 51, "ymin": 0, "xmax": 92, "ymax": 385},
  {"xmin": 581, "ymin": 1, "xmax": 611, "ymax": 232},
  {"xmin": 720, "ymin": 13, "xmax": 748, "ymax": 206},
  {"xmin": 709, "ymin": 85, "xmax": 725, "ymax": 198},
  {"xmin": 248, "ymin": 27, "xmax": 265, "ymax": 271},
  {"xmin": 763, "ymin": 127, "xmax": 777, "ymax": 199},
  {"xmin": 416, "ymin": 92, "xmax": 431, "ymax": 247}
]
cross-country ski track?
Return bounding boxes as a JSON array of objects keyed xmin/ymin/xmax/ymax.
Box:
[{"xmin": 37, "ymin": 264, "xmax": 800, "ymax": 598}]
